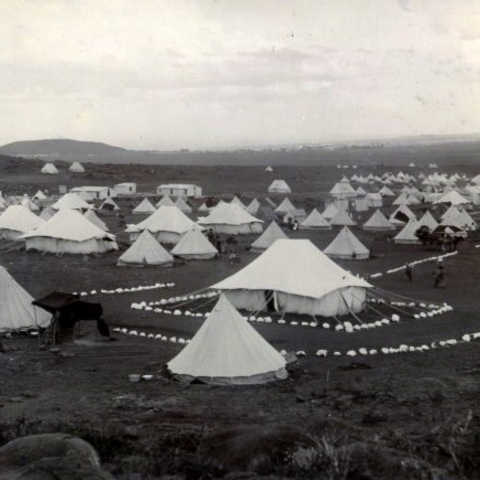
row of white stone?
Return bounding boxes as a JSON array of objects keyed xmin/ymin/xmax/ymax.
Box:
[
  {"xmin": 369, "ymin": 251, "xmax": 458, "ymax": 279},
  {"xmin": 315, "ymin": 332, "xmax": 480, "ymax": 357},
  {"xmin": 131, "ymin": 291, "xmax": 218, "ymax": 310},
  {"xmin": 74, "ymin": 282, "xmax": 176, "ymax": 297},
  {"xmin": 111, "ymin": 326, "xmax": 480, "ymax": 360}
]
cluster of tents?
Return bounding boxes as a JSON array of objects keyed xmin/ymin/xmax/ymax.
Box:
[{"xmin": 40, "ymin": 162, "xmax": 85, "ymax": 174}]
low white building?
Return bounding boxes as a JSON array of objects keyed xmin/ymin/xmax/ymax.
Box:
[
  {"xmin": 114, "ymin": 183, "xmax": 137, "ymax": 195},
  {"xmin": 70, "ymin": 186, "xmax": 117, "ymax": 201},
  {"xmin": 157, "ymin": 184, "xmax": 202, "ymax": 198}
]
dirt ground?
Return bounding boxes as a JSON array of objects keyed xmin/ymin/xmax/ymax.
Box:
[{"xmin": 1, "ymin": 160, "xmax": 480, "ymax": 479}]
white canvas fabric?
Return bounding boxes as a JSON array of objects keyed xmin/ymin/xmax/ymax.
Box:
[
  {"xmin": 128, "ymin": 205, "xmax": 198, "ymax": 244},
  {"xmin": 52, "ymin": 193, "xmax": 90, "ymax": 211},
  {"xmin": 330, "ymin": 181, "xmax": 356, "ymax": 197},
  {"xmin": 230, "ymin": 196, "xmax": 246, "ymax": 209},
  {"xmin": 363, "ymin": 209, "xmax": 395, "ymax": 231},
  {"xmin": 0, "ymin": 206, "xmax": 45, "ymax": 240},
  {"xmin": 379, "ymin": 186, "xmax": 395, "ymax": 196},
  {"xmin": 436, "ymin": 190, "xmax": 470, "ymax": 205},
  {"xmin": 175, "ymin": 196, "xmax": 193, "ymax": 213},
  {"xmin": 100, "ymin": 197, "xmax": 120, "ymax": 211},
  {"xmin": 300, "ymin": 209, "xmax": 331, "ymax": 230},
  {"xmin": 20, "ymin": 198, "xmax": 40, "ymax": 212},
  {"xmin": 69, "ymin": 162, "xmax": 85, "ymax": 173},
  {"xmin": 268, "ymin": 179, "xmax": 291, "ymax": 194},
  {"xmin": 330, "ymin": 208, "xmax": 356, "ymax": 226},
  {"xmin": 23, "ymin": 209, "xmax": 118, "ymax": 254},
  {"xmin": 418, "ymin": 211, "xmax": 438, "ymax": 230},
  {"xmin": 323, "ymin": 226, "xmax": 370, "ymax": 260},
  {"xmin": 41, "ymin": 163, "xmax": 58, "ymax": 174},
  {"xmin": 246, "ymin": 198, "xmax": 260, "ymax": 215},
  {"xmin": 274, "ymin": 198, "xmax": 296, "ymax": 214},
  {"xmin": 39, "ymin": 207, "xmax": 56, "ymax": 221},
  {"xmin": 394, "ymin": 220, "xmax": 421, "ymax": 244},
  {"xmin": 84, "ymin": 209, "xmax": 108, "ymax": 231},
  {"xmin": 167, "ymin": 294, "xmax": 287, "ymax": 385},
  {"xmin": 0, "ymin": 266, "xmax": 51, "ymax": 332},
  {"xmin": 322, "ymin": 203, "xmax": 338, "ymax": 221},
  {"xmin": 212, "ymin": 239, "xmax": 372, "ymax": 317},
  {"xmin": 117, "ymin": 230, "xmax": 173, "ymax": 266},
  {"xmin": 197, "ymin": 203, "xmax": 263, "ymax": 235},
  {"xmin": 132, "ymin": 198, "xmax": 156, "ymax": 215},
  {"xmin": 171, "ymin": 226, "xmax": 218, "ymax": 259},
  {"xmin": 250, "ymin": 221, "xmax": 288, "ymax": 252},
  {"xmin": 389, "ymin": 205, "xmax": 417, "ymax": 225},
  {"xmin": 366, "ymin": 193, "xmax": 383, "ymax": 208},
  {"xmin": 32, "ymin": 190, "xmax": 47, "ymax": 201},
  {"xmin": 156, "ymin": 195, "xmax": 176, "ymax": 208}
]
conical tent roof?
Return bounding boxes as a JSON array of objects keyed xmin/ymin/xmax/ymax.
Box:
[
  {"xmin": 23, "ymin": 209, "xmax": 116, "ymax": 243},
  {"xmin": 21, "ymin": 197, "xmax": 40, "ymax": 212},
  {"xmin": 300, "ymin": 208, "xmax": 331, "ymax": 229},
  {"xmin": 230, "ymin": 196, "xmax": 246, "ymax": 209},
  {"xmin": 52, "ymin": 193, "xmax": 90, "ymax": 211},
  {"xmin": 33, "ymin": 190, "xmax": 47, "ymax": 201},
  {"xmin": 69, "ymin": 162, "xmax": 85, "ymax": 173},
  {"xmin": 198, "ymin": 203, "xmax": 263, "ymax": 227},
  {"xmin": 356, "ymin": 186, "xmax": 367, "ymax": 196},
  {"xmin": 418, "ymin": 211, "xmax": 438, "ymax": 230},
  {"xmin": 393, "ymin": 192, "xmax": 409, "ymax": 205},
  {"xmin": 363, "ymin": 209, "xmax": 395, "ymax": 231},
  {"xmin": 39, "ymin": 207, "xmax": 56, "ymax": 221},
  {"xmin": 0, "ymin": 205, "xmax": 45, "ymax": 236},
  {"xmin": 130, "ymin": 206, "xmax": 197, "ymax": 237},
  {"xmin": 436, "ymin": 190, "xmax": 470, "ymax": 205},
  {"xmin": 156, "ymin": 195, "xmax": 176, "ymax": 208},
  {"xmin": 274, "ymin": 198, "xmax": 295, "ymax": 214},
  {"xmin": 250, "ymin": 221, "xmax": 289, "ymax": 252},
  {"xmin": 0, "ymin": 266, "xmax": 51, "ymax": 332},
  {"xmin": 323, "ymin": 226, "xmax": 370, "ymax": 259},
  {"xmin": 268, "ymin": 179, "xmax": 291, "ymax": 193},
  {"xmin": 100, "ymin": 197, "xmax": 120, "ymax": 211},
  {"xmin": 322, "ymin": 203, "xmax": 338, "ymax": 220},
  {"xmin": 167, "ymin": 294, "xmax": 286, "ymax": 384},
  {"xmin": 132, "ymin": 198, "xmax": 156, "ymax": 215},
  {"xmin": 212, "ymin": 239, "xmax": 371, "ymax": 301},
  {"xmin": 84, "ymin": 209, "xmax": 108, "ymax": 231},
  {"xmin": 394, "ymin": 220, "xmax": 421, "ymax": 244},
  {"xmin": 246, "ymin": 198, "xmax": 260, "ymax": 215},
  {"xmin": 389, "ymin": 204, "xmax": 416, "ymax": 225},
  {"xmin": 175, "ymin": 196, "xmax": 192, "ymax": 213},
  {"xmin": 171, "ymin": 226, "xmax": 218, "ymax": 259},
  {"xmin": 379, "ymin": 186, "xmax": 395, "ymax": 196},
  {"xmin": 41, "ymin": 163, "xmax": 58, "ymax": 174},
  {"xmin": 117, "ymin": 230, "xmax": 173, "ymax": 266},
  {"xmin": 330, "ymin": 208, "xmax": 356, "ymax": 226},
  {"xmin": 330, "ymin": 181, "xmax": 356, "ymax": 197}
]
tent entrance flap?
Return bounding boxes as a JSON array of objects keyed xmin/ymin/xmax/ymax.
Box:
[{"xmin": 265, "ymin": 290, "xmax": 276, "ymax": 313}]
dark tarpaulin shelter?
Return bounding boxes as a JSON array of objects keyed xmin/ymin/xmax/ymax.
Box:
[{"xmin": 32, "ymin": 291, "xmax": 110, "ymax": 339}]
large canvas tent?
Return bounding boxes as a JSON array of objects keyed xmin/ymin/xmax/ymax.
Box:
[
  {"xmin": 0, "ymin": 266, "xmax": 51, "ymax": 332},
  {"xmin": 41, "ymin": 163, "xmax": 58, "ymax": 174},
  {"xmin": 250, "ymin": 221, "xmax": 288, "ymax": 253},
  {"xmin": 23, "ymin": 209, "xmax": 118, "ymax": 254},
  {"xmin": 0, "ymin": 205, "xmax": 45, "ymax": 241},
  {"xmin": 323, "ymin": 226, "xmax": 370, "ymax": 260},
  {"xmin": 167, "ymin": 294, "xmax": 287, "ymax": 385},
  {"xmin": 268, "ymin": 179, "xmax": 291, "ymax": 194},
  {"xmin": 299, "ymin": 209, "xmax": 331, "ymax": 230},
  {"xmin": 69, "ymin": 162, "xmax": 85, "ymax": 173},
  {"xmin": 211, "ymin": 239, "xmax": 372, "ymax": 317},
  {"xmin": 132, "ymin": 198, "xmax": 156, "ymax": 215},
  {"xmin": 127, "ymin": 205, "xmax": 197, "ymax": 244},
  {"xmin": 197, "ymin": 203, "xmax": 263, "ymax": 235},
  {"xmin": 394, "ymin": 220, "xmax": 422, "ymax": 244},
  {"xmin": 117, "ymin": 230, "xmax": 174, "ymax": 267},
  {"xmin": 363, "ymin": 209, "xmax": 395, "ymax": 231},
  {"xmin": 84, "ymin": 209, "xmax": 108, "ymax": 232},
  {"xmin": 51, "ymin": 193, "xmax": 90, "ymax": 211},
  {"xmin": 171, "ymin": 226, "xmax": 218, "ymax": 260}
]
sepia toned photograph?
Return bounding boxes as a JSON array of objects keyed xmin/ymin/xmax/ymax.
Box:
[{"xmin": 1, "ymin": 1, "xmax": 480, "ymax": 478}]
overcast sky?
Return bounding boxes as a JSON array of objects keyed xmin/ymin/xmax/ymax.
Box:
[{"xmin": 2, "ymin": 0, "xmax": 479, "ymax": 150}]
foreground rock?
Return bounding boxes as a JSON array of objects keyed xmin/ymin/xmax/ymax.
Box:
[{"xmin": 0, "ymin": 433, "xmax": 114, "ymax": 480}]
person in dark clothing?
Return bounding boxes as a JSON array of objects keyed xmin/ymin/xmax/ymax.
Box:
[
  {"xmin": 433, "ymin": 263, "xmax": 446, "ymax": 288},
  {"xmin": 405, "ymin": 264, "xmax": 412, "ymax": 281}
]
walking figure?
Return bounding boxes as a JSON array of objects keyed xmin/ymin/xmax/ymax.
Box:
[
  {"xmin": 405, "ymin": 264, "xmax": 412, "ymax": 282},
  {"xmin": 433, "ymin": 263, "xmax": 446, "ymax": 288}
]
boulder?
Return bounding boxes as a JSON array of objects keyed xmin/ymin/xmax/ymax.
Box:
[{"xmin": 0, "ymin": 433, "xmax": 115, "ymax": 480}]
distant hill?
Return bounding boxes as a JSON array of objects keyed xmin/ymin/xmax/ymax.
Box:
[{"xmin": 0, "ymin": 139, "xmax": 128, "ymax": 158}]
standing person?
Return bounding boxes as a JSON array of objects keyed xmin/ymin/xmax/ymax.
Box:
[
  {"xmin": 405, "ymin": 264, "xmax": 412, "ymax": 282},
  {"xmin": 433, "ymin": 261, "xmax": 446, "ymax": 288}
]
